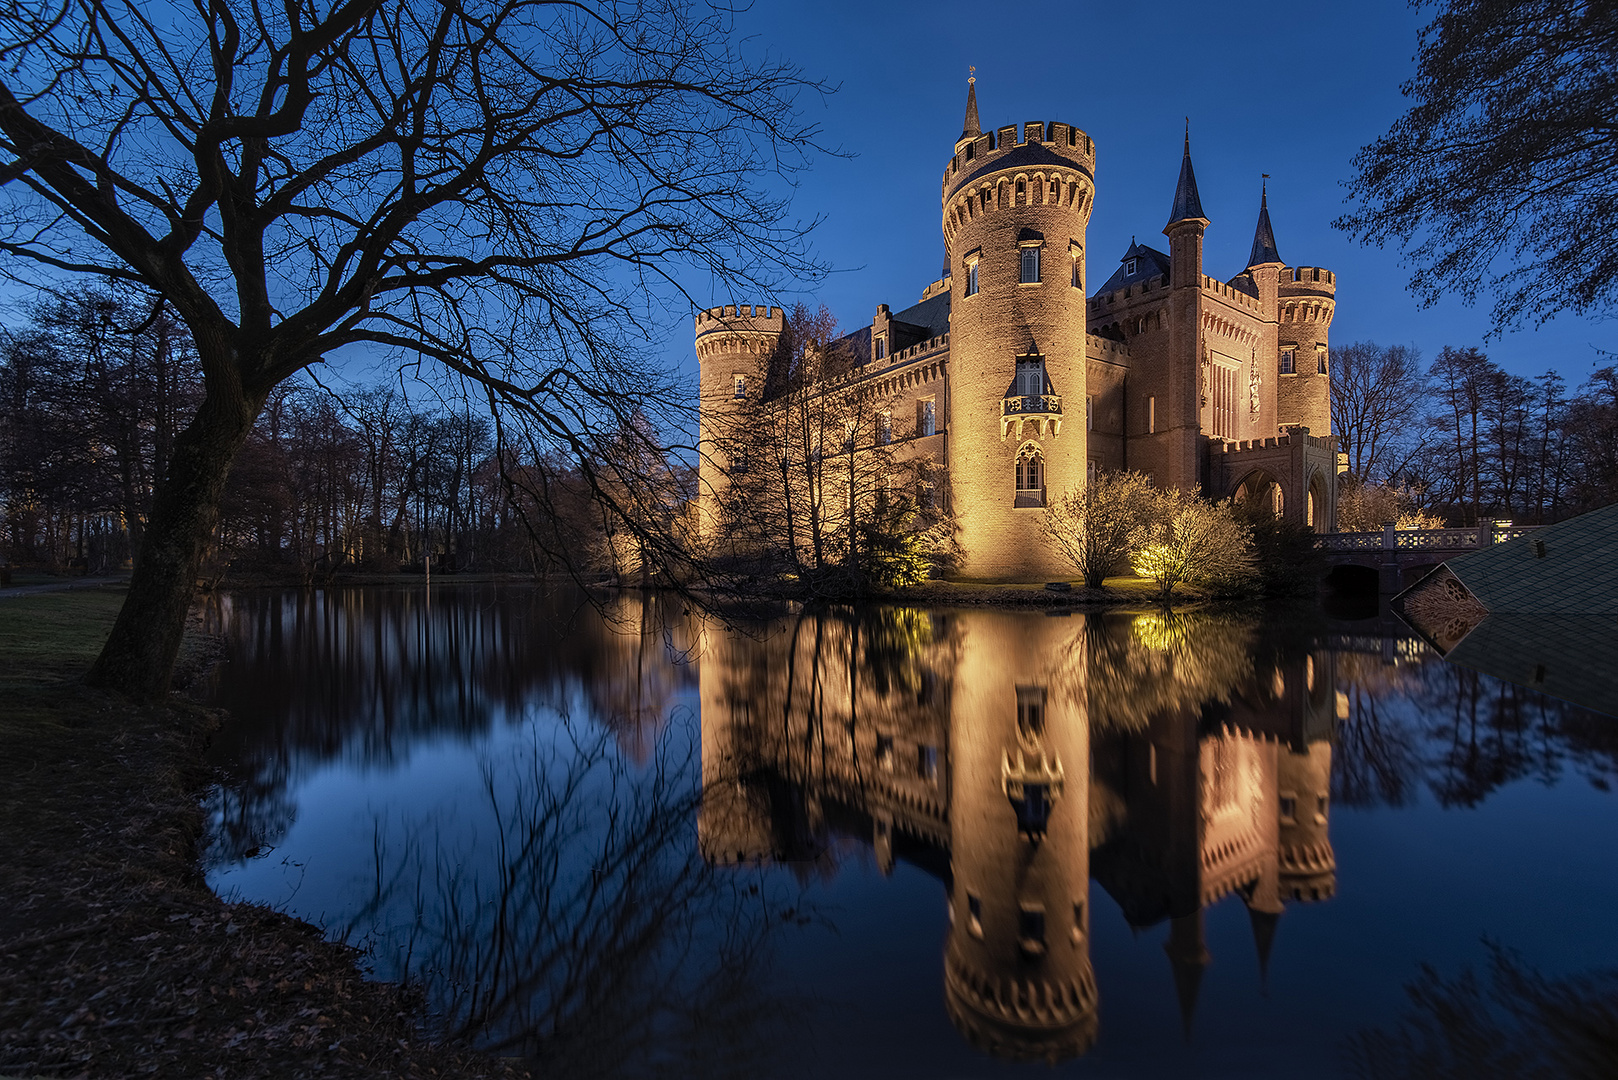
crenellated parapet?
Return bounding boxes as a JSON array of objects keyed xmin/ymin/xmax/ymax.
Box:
[
  {"xmin": 940, "ymin": 120, "xmax": 1097, "ymax": 256},
  {"xmin": 693, "ymin": 303, "xmax": 786, "ymax": 356}
]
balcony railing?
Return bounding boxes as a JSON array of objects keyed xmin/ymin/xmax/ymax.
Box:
[{"xmin": 1003, "ymin": 394, "xmax": 1062, "ymax": 416}]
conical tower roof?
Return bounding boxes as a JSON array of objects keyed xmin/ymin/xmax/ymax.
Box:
[
  {"xmin": 1166, "ymin": 123, "xmax": 1208, "ymax": 227},
  {"xmin": 1248, "ymin": 906, "xmax": 1280, "ymax": 992},
  {"xmin": 960, "ymin": 75, "xmax": 981, "ymax": 143},
  {"xmin": 1247, "ymin": 179, "xmax": 1282, "ymax": 267},
  {"xmin": 1164, "ymin": 912, "xmax": 1211, "ymax": 1042}
]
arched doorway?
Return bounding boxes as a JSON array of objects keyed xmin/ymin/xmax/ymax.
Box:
[
  {"xmin": 1306, "ymin": 470, "xmax": 1329, "ymax": 533},
  {"xmin": 1234, "ymin": 469, "xmax": 1284, "ymax": 518}
]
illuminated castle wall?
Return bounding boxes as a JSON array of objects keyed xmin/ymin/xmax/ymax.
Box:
[
  {"xmin": 695, "ymin": 79, "xmax": 1339, "ymax": 580},
  {"xmin": 695, "ymin": 608, "xmax": 1339, "ymax": 1060}
]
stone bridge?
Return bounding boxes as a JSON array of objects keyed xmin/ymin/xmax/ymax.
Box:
[{"xmin": 1314, "ymin": 522, "xmax": 1543, "ymax": 593}]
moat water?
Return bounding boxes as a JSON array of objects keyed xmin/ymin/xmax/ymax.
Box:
[{"xmin": 201, "ymin": 585, "xmax": 1618, "ymax": 1078}]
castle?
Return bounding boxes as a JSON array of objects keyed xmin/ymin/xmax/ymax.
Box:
[{"xmin": 695, "ymin": 78, "xmax": 1338, "ymax": 580}]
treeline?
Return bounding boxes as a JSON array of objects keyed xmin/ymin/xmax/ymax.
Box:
[
  {"xmin": 0, "ymin": 288, "xmax": 661, "ymax": 577},
  {"xmin": 1331, "ymin": 342, "xmax": 1618, "ymax": 528}
]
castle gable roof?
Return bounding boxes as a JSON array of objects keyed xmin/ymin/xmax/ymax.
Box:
[
  {"xmin": 890, "ymin": 290, "xmax": 952, "ymax": 342},
  {"xmin": 1166, "ymin": 128, "xmax": 1208, "ymax": 227},
  {"xmin": 1093, "ymin": 240, "xmax": 1171, "ymax": 294}
]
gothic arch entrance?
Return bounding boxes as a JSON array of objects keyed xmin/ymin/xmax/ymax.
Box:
[{"xmin": 1234, "ymin": 469, "xmax": 1284, "ymax": 518}]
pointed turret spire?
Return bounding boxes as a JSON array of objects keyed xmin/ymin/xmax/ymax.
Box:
[
  {"xmin": 1248, "ymin": 907, "xmax": 1280, "ymax": 993},
  {"xmin": 1247, "ymin": 176, "xmax": 1282, "ymax": 267},
  {"xmin": 960, "ymin": 69, "xmax": 981, "ymax": 143},
  {"xmin": 1166, "ymin": 121, "xmax": 1208, "ymax": 227},
  {"xmin": 1164, "ymin": 912, "xmax": 1211, "ymax": 1043}
]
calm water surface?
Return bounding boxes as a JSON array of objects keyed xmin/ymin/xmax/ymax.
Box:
[{"xmin": 201, "ymin": 585, "xmax": 1618, "ymax": 1078}]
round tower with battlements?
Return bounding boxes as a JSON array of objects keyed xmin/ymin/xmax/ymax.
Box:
[
  {"xmin": 693, "ymin": 304, "xmax": 786, "ymax": 544},
  {"xmin": 1275, "ymin": 267, "xmax": 1335, "ymax": 439},
  {"xmin": 944, "ymin": 610, "xmax": 1097, "ymax": 1061},
  {"xmin": 942, "ymin": 79, "xmax": 1094, "ymax": 580}
]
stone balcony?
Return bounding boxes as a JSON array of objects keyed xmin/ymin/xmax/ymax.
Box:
[{"xmin": 1002, "ymin": 394, "xmax": 1062, "ymax": 439}]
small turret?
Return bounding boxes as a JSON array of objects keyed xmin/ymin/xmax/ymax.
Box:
[
  {"xmin": 1163, "ymin": 124, "xmax": 1208, "ymax": 291},
  {"xmin": 1246, "ymin": 179, "xmax": 1282, "ymax": 268}
]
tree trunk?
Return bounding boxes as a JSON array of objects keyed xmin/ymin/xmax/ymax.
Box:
[{"xmin": 86, "ymin": 377, "xmax": 264, "ymax": 700}]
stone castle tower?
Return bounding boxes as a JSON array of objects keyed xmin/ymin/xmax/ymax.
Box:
[
  {"xmin": 944, "ymin": 78, "xmax": 1095, "ymax": 579},
  {"xmin": 944, "ymin": 611, "xmax": 1097, "ymax": 1058},
  {"xmin": 692, "ymin": 78, "xmax": 1343, "ymax": 578}
]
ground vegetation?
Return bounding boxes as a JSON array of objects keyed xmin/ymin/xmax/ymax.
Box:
[{"xmin": 0, "ymin": 587, "xmax": 532, "ymax": 1078}]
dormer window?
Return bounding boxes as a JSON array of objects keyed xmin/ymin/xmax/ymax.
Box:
[
  {"xmin": 1015, "ymin": 356, "xmax": 1045, "ymax": 397},
  {"xmin": 1126, "ymin": 257, "xmax": 1138, "ymax": 276}
]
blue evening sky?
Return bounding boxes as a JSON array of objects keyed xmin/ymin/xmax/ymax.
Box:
[{"xmin": 687, "ymin": 0, "xmax": 1613, "ymax": 386}]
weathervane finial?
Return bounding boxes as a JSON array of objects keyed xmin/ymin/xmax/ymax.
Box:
[{"xmin": 969, "ymin": 64, "xmax": 976, "ymax": 83}]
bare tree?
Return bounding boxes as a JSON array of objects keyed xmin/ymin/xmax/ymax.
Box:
[
  {"xmin": 1130, "ymin": 491, "xmax": 1256, "ymax": 603},
  {"xmin": 1329, "ymin": 341, "xmax": 1428, "ymax": 484},
  {"xmin": 0, "ymin": 0, "xmax": 826, "ymax": 696},
  {"xmin": 1041, "ymin": 470, "xmax": 1156, "ymax": 588}
]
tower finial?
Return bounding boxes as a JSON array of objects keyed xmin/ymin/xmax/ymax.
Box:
[
  {"xmin": 1166, "ymin": 121, "xmax": 1207, "ymax": 227},
  {"xmin": 960, "ymin": 71, "xmax": 981, "ymax": 142}
]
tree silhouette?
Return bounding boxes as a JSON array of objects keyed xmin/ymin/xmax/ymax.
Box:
[{"xmin": 0, "ymin": 0, "xmax": 825, "ymax": 696}]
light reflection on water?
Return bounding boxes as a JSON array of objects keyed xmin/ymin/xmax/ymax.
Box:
[{"xmin": 202, "ymin": 585, "xmax": 1618, "ymax": 1078}]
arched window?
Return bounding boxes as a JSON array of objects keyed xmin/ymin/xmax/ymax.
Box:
[{"xmin": 1016, "ymin": 447, "xmax": 1045, "ymax": 507}]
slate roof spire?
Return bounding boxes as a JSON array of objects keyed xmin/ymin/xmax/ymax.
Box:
[
  {"xmin": 1166, "ymin": 121, "xmax": 1208, "ymax": 227},
  {"xmin": 960, "ymin": 70, "xmax": 981, "ymax": 143},
  {"xmin": 1247, "ymin": 176, "xmax": 1283, "ymax": 267}
]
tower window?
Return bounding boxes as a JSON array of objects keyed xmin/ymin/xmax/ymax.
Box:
[
  {"xmin": 917, "ymin": 399, "xmax": 936, "ymax": 437},
  {"xmin": 1016, "ymin": 178, "xmax": 1026, "ymax": 200},
  {"xmin": 875, "ymin": 335, "xmax": 887, "ymax": 361},
  {"xmin": 1126, "ymin": 257, "xmax": 1138, "ymax": 276},
  {"xmin": 1018, "ymin": 906, "xmax": 1046, "ymax": 952},
  {"xmin": 967, "ymin": 893, "xmax": 983, "ymax": 936},
  {"xmin": 1048, "ymin": 179, "xmax": 1059, "ymax": 199},
  {"xmin": 878, "ymin": 411, "xmax": 892, "ymax": 445},
  {"xmin": 1015, "ymin": 356, "xmax": 1045, "ymax": 397},
  {"xmin": 1016, "ymin": 685, "xmax": 1047, "ymax": 740},
  {"xmin": 876, "ymin": 734, "xmax": 894, "ymax": 770},
  {"xmin": 1016, "ymin": 448, "xmax": 1044, "ymax": 506},
  {"xmin": 1072, "ymin": 254, "xmax": 1082, "ymax": 288},
  {"xmin": 1280, "ymin": 795, "xmax": 1297, "ymax": 822},
  {"xmin": 1317, "ymin": 346, "xmax": 1328, "ymax": 374},
  {"xmin": 965, "ymin": 258, "xmax": 979, "ymax": 297},
  {"xmin": 1148, "ymin": 395, "xmax": 1156, "ymax": 434},
  {"xmin": 1020, "ymin": 246, "xmax": 1042, "ymax": 284},
  {"xmin": 1086, "ymin": 394, "xmax": 1094, "ymax": 430},
  {"xmin": 917, "ymin": 745, "xmax": 938, "ymax": 781},
  {"xmin": 1279, "ymin": 348, "xmax": 1296, "ymax": 375},
  {"xmin": 733, "ymin": 374, "xmax": 746, "ymax": 398}
]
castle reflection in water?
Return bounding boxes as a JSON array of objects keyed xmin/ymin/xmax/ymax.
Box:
[{"xmin": 697, "ymin": 608, "xmax": 1338, "ymax": 1063}]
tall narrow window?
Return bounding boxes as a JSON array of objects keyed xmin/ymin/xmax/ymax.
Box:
[
  {"xmin": 1015, "ymin": 357, "xmax": 1045, "ymax": 398},
  {"xmin": 965, "ymin": 258, "xmax": 979, "ymax": 297},
  {"xmin": 1071, "ymin": 254, "xmax": 1082, "ymax": 288},
  {"xmin": 875, "ymin": 336, "xmax": 887, "ymax": 361},
  {"xmin": 1086, "ymin": 394, "xmax": 1094, "ymax": 430},
  {"xmin": 733, "ymin": 374, "xmax": 746, "ymax": 399},
  {"xmin": 918, "ymin": 399, "xmax": 936, "ymax": 437},
  {"xmin": 1016, "ymin": 686, "xmax": 1047, "ymax": 740},
  {"xmin": 1279, "ymin": 348, "xmax": 1296, "ymax": 375},
  {"xmin": 1316, "ymin": 346, "xmax": 1328, "ymax": 374},
  {"xmin": 878, "ymin": 411, "xmax": 892, "ymax": 445},
  {"xmin": 1148, "ymin": 395, "xmax": 1156, "ymax": 434},
  {"xmin": 1087, "ymin": 459, "xmax": 1098, "ymax": 487},
  {"xmin": 917, "ymin": 745, "xmax": 938, "ymax": 782},
  {"xmin": 1020, "ymin": 246, "xmax": 1042, "ymax": 284},
  {"xmin": 1016, "ymin": 448, "xmax": 1044, "ymax": 506}
]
